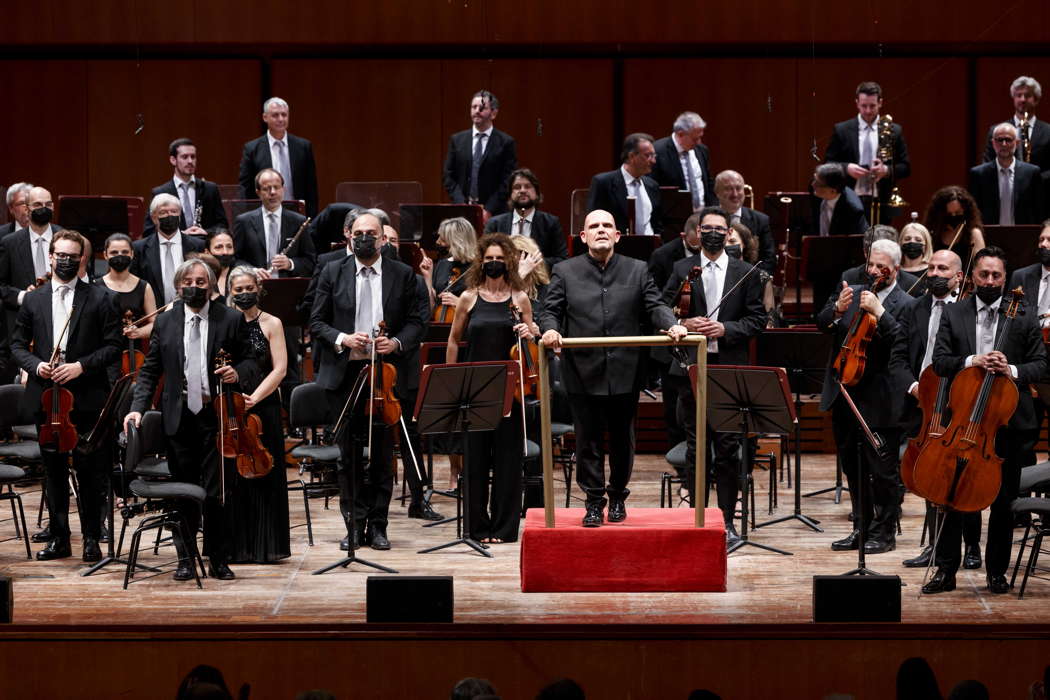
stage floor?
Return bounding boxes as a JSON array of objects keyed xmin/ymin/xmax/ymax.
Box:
[{"xmin": 2, "ymin": 451, "xmax": 1048, "ymax": 626}]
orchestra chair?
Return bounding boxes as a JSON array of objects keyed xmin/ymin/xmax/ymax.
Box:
[
  {"xmin": 0, "ymin": 387, "xmax": 34, "ymax": 559},
  {"xmin": 660, "ymin": 441, "xmax": 689, "ymax": 508},
  {"xmin": 121, "ymin": 417, "xmax": 206, "ymax": 589},
  {"xmin": 1009, "ymin": 497, "xmax": 1050, "ymax": 599},
  {"xmin": 1008, "ymin": 462, "xmax": 1050, "ymax": 592},
  {"xmin": 0, "ymin": 385, "xmax": 46, "ymax": 532},
  {"xmin": 286, "ymin": 382, "xmax": 341, "ymax": 547}
]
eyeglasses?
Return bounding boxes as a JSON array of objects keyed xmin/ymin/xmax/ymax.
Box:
[
  {"xmin": 53, "ymin": 253, "xmax": 81, "ymax": 262},
  {"xmin": 698, "ymin": 225, "xmax": 728, "ymax": 234},
  {"xmin": 994, "ymin": 137, "xmax": 1016, "ymax": 144}
]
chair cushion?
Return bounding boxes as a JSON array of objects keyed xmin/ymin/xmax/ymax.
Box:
[
  {"xmin": 129, "ymin": 479, "xmax": 206, "ymax": 502},
  {"xmin": 1019, "ymin": 462, "xmax": 1050, "ymax": 493},
  {"xmin": 0, "ymin": 463, "xmax": 26, "ymax": 482},
  {"xmin": 0, "ymin": 442, "xmax": 41, "ymax": 461},
  {"xmin": 525, "ymin": 440, "xmax": 541, "ymax": 460},
  {"xmin": 665, "ymin": 441, "xmax": 688, "ymax": 468},
  {"xmin": 290, "ymin": 444, "xmax": 342, "ymax": 462},
  {"xmin": 12, "ymin": 425, "xmax": 37, "ymax": 440},
  {"xmin": 551, "ymin": 422, "xmax": 573, "ymax": 438},
  {"xmin": 134, "ymin": 457, "xmax": 170, "ymax": 478}
]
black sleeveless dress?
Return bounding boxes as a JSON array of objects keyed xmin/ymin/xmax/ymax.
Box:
[
  {"xmin": 227, "ymin": 317, "xmax": 291, "ymax": 564},
  {"xmin": 95, "ymin": 277, "xmax": 148, "ymax": 320}
]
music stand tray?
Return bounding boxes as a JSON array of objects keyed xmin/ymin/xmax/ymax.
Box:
[{"xmin": 414, "ymin": 361, "xmax": 517, "ymax": 558}]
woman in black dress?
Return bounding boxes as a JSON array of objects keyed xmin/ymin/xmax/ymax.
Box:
[
  {"xmin": 97, "ymin": 232, "xmax": 157, "ymax": 338},
  {"xmin": 206, "ymin": 229, "xmax": 238, "ymax": 298},
  {"xmin": 446, "ymin": 233, "xmax": 534, "ymax": 544},
  {"xmin": 924, "ymin": 185, "xmax": 986, "ymax": 266},
  {"xmin": 226, "ymin": 266, "xmax": 291, "ymax": 563}
]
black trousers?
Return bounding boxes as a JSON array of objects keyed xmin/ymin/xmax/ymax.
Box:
[
  {"xmin": 568, "ymin": 392, "xmax": 639, "ymax": 507},
  {"xmin": 923, "ymin": 502, "xmax": 981, "ymax": 548},
  {"xmin": 658, "ymin": 360, "xmax": 686, "ymax": 460},
  {"xmin": 165, "ymin": 402, "xmax": 230, "ymax": 562},
  {"xmin": 936, "ymin": 429, "xmax": 1033, "ymax": 577},
  {"xmin": 465, "ymin": 406, "xmax": 524, "ymax": 542},
  {"xmin": 832, "ymin": 400, "xmax": 902, "ymax": 541},
  {"xmin": 38, "ymin": 409, "xmax": 106, "ymax": 542}
]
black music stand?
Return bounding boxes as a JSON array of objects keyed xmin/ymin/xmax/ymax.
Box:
[
  {"xmin": 399, "ymin": 204, "xmax": 484, "ymax": 250},
  {"xmin": 753, "ymin": 329, "xmax": 829, "ymax": 533},
  {"xmin": 837, "ymin": 380, "xmax": 887, "ymax": 578},
  {"xmin": 763, "ymin": 193, "xmax": 813, "ymax": 322},
  {"xmin": 802, "ymin": 234, "xmax": 865, "ymax": 317},
  {"xmin": 659, "ymin": 187, "xmax": 695, "ymax": 243},
  {"xmin": 414, "ymin": 361, "xmax": 516, "ymax": 558},
  {"xmin": 983, "ymin": 224, "xmax": 1042, "ymax": 276},
  {"xmin": 261, "ymin": 276, "xmax": 311, "ymax": 384},
  {"xmin": 57, "ymin": 196, "xmax": 128, "ymax": 253}
]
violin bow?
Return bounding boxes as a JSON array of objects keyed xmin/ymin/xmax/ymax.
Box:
[
  {"xmin": 509, "ymin": 302, "xmax": 529, "ymax": 457},
  {"xmin": 706, "ymin": 261, "xmax": 764, "ymax": 318},
  {"xmin": 49, "ymin": 304, "xmax": 76, "ymax": 366}
]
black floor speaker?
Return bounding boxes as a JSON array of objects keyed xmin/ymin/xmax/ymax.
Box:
[
  {"xmin": 366, "ymin": 576, "xmax": 453, "ymax": 623},
  {"xmin": 0, "ymin": 577, "xmax": 11, "ymax": 623},
  {"xmin": 812, "ymin": 575, "xmax": 901, "ymax": 622}
]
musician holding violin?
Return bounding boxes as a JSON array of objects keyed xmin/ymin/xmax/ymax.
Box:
[
  {"xmin": 97, "ymin": 233, "xmax": 158, "ymax": 340},
  {"xmin": 446, "ymin": 233, "xmax": 533, "ymax": 544},
  {"xmin": 11, "ymin": 230, "xmax": 122, "ymax": 562},
  {"xmin": 818, "ymin": 238, "xmax": 915, "ymax": 555},
  {"xmin": 420, "ymin": 217, "xmax": 476, "ymax": 321},
  {"xmin": 123, "ymin": 258, "xmax": 258, "ymax": 581},
  {"xmin": 309, "ymin": 211, "xmax": 425, "ymax": 551},
  {"xmin": 923, "ymin": 246, "xmax": 1047, "ymax": 595}
]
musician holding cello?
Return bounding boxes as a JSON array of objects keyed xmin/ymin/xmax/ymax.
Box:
[
  {"xmin": 923, "ymin": 247, "xmax": 1047, "ymax": 594},
  {"xmin": 446, "ymin": 233, "xmax": 533, "ymax": 544},
  {"xmin": 11, "ymin": 230, "xmax": 122, "ymax": 562},
  {"xmin": 818, "ymin": 239, "xmax": 914, "ymax": 555}
]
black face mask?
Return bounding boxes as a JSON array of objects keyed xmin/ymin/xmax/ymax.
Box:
[
  {"xmin": 946, "ymin": 213, "xmax": 966, "ymax": 227},
  {"xmin": 1038, "ymin": 248, "xmax": 1050, "ymax": 267},
  {"xmin": 352, "ymin": 236, "xmax": 378, "ymax": 259},
  {"xmin": 181, "ymin": 285, "xmax": 208, "ymax": 309},
  {"xmin": 380, "ymin": 242, "xmax": 399, "ymax": 261},
  {"xmin": 701, "ymin": 232, "xmax": 726, "ymax": 254},
  {"xmin": 435, "ymin": 245, "xmax": 450, "ymax": 258},
  {"xmin": 685, "ymin": 243, "xmax": 701, "ymax": 256},
  {"xmin": 724, "ymin": 244, "xmax": 743, "ymax": 259},
  {"xmin": 975, "ymin": 284, "xmax": 1003, "ymax": 305},
  {"xmin": 107, "ymin": 254, "xmax": 132, "ymax": 272},
  {"xmin": 30, "ymin": 207, "xmax": 53, "ymax": 226},
  {"xmin": 158, "ymin": 215, "xmax": 180, "ymax": 235},
  {"xmin": 901, "ymin": 242, "xmax": 925, "ymax": 259},
  {"xmin": 54, "ymin": 258, "xmax": 78, "ymax": 282},
  {"xmin": 215, "ymin": 254, "xmax": 235, "ymax": 269},
  {"xmin": 483, "ymin": 260, "xmax": 507, "ymax": 279},
  {"xmin": 927, "ymin": 275, "xmax": 951, "ymax": 298},
  {"xmin": 231, "ymin": 292, "xmax": 258, "ymax": 310}
]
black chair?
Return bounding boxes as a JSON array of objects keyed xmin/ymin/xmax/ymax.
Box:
[
  {"xmin": 0, "ymin": 464, "xmax": 32, "ymax": 560},
  {"xmin": 1009, "ymin": 497, "xmax": 1050, "ymax": 599},
  {"xmin": 0, "ymin": 385, "xmax": 46, "ymax": 530},
  {"xmin": 287, "ymin": 383, "xmax": 341, "ymax": 546}
]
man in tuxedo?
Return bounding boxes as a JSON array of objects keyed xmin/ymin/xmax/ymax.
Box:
[
  {"xmin": 818, "ymin": 239, "xmax": 914, "ymax": 554},
  {"xmin": 142, "ymin": 138, "xmax": 228, "ymax": 237},
  {"xmin": 539, "ymin": 210, "xmax": 686, "ymax": 527},
  {"xmin": 131, "ymin": 194, "xmax": 205, "ymax": 305},
  {"xmin": 714, "ymin": 170, "xmax": 775, "ymax": 273},
  {"xmin": 983, "ymin": 76, "xmax": 1050, "ymax": 191},
  {"xmin": 483, "ymin": 168, "xmax": 568, "ymax": 270},
  {"xmin": 11, "ymin": 231, "xmax": 121, "ymax": 562},
  {"xmin": 0, "ymin": 182, "xmax": 31, "ymax": 237},
  {"xmin": 838, "ymin": 225, "xmax": 921, "ymax": 296},
  {"xmin": 969, "ymin": 123, "xmax": 1043, "ymax": 225},
  {"xmin": 587, "ymin": 133, "xmax": 663, "ymax": 238},
  {"xmin": 124, "ymin": 259, "xmax": 256, "ymax": 580},
  {"xmin": 924, "ymin": 246, "xmax": 1047, "ymax": 594},
  {"xmin": 310, "ymin": 211, "xmax": 425, "ymax": 550},
  {"xmin": 824, "ymin": 81, "xmax": 911, "ymax": 224},
  {"xmin": 0, "ymin": 186, "xmax": 64, "ymax": 310},
  {"xmin": 233, "ymin": 168, "xmax": 315, "ymax": 278},
  {"xmin": 810, "ymin": 164, "xmax": 870, "ymax": 310},
  {"xmin": 442, "ymin": 90, "xmax": 517, "ymax": 218},
  {"xmin": 238, "ymin": 97, "xmax": 319, "ymax": 217},
  {"xmin": 1008, "ymin": 221, "xmax": 1050, "ymax": 315},
  {"xmin": 650, "ymin": 111, "xmax": 715, "ymax": 210},
  {"xmin": 662, "ymin": 207, "xmax": 767, "ymax": 545}
]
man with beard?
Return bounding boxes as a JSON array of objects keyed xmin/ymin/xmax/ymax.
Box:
[
  {"xmin": 142, "ymin": 138, "xmax": 228, "ymax": 237},
  {"xmin": 442, "ymin": 90, "xmax": 518, "ymax": 218},
  {"xmin": 483, "ymin": 168, "xmax": 567, "ymax": 270}
]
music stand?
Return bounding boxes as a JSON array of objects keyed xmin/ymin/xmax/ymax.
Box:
[
  {"xmin": 261, "ymin": 276, "xmax": 312, "ymax": 385},
  {"xmin": 399, "ymin": 204, "xmax": 484, "ymax": 250},
  {"xmin": 57, "ymin": 196, "xmax": 128, "ymax": 253},
  {"xmin": 414, "ymin": 361, "xmax": 516, "ymax": 558},
  {"xmin": 763, "ymin": 192, "xmax": 813, "ymax": 321},
  {"xmin": 659, "ymin": 187, "xmax": 695, "ymax": 243},
  {"xmin": 698, "ymin": 365, "xmax": 796, "ymax": 555},
  {"xmin": 983, "ymin": 224, "xmax": 1042, "ymax": 276},
  {"xmin": 753, "ymin": 329, "xmax": 829, "ymax": 533},
  {"xmin": 802, "ymin": 234, "xmax": 865, "ymax": 316}
]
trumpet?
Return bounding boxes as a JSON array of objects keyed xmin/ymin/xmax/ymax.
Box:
[
  {"xmin": 1020, "ymin": 111, "xmax": 1033, "ymax": 162},
  {"xmin": 743, "ymin": 184, "xmax": 755, "ymax": 210}
]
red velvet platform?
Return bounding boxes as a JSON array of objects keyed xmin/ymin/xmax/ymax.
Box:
[{"xmin": 520, "ymin": 507, "xmax": 727, "ymax": 592}]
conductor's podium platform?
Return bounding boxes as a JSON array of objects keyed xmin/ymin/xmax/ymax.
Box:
[{"xmin": 520, "ymin": 507, "xmax": 727, "ymax": 592}]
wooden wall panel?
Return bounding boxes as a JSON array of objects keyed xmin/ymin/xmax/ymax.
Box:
[{"xmin": 974, "ymin": 58, "xmax": 1050, "ymax": 161}]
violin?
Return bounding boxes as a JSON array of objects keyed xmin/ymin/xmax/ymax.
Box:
[
  {"xmin": 509, "ymin": 302, "xmax": 540, "ymax": 401},
  {"xmin": 674, "ymin": 266, "xmax": 702, "ymax": 320},
  {"xmin": 121, "ymin": 309, "xmax": 146, "ymax": 378},
  {"xmin": 363, "ymin": 322, "xmax": 401, "ymax": 427},
  {"xmin": 40, "ymin": 308, "xmax": 78, "ymax": 453},
  {"xmin": 832, "ymin": 269, "xmax": 890, "ymax": 386},
  {"xmin": 214, "ymin": 349, "xmax": 273, "ymax": 479},
  {"xmin": 432, "ymin": 267, "xmax": 462, "ymax": 324},
  {"xmin": 911, "ymin": 287, "xmax": 1025, "ymax": 512}
]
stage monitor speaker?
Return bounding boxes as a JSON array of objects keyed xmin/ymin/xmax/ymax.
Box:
[
  {"xmin": 0, "ymin": 577, "xmax": 11, "ymax": 622},
  {"xmin": 367, "ymin": 576, "xmax": 453, "ymax": 623},
  {"xmin": 812, "ymin": 575, "xmax": 901, "ymax": 622}
]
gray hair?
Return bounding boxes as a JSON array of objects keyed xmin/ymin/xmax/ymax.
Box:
[
  {"xmin": 263, "ymin": 96, "xmax": 289, "ymax": 113},
  {"xmin": 673, "ymin": 111, "xmax": 707, "ymax": 133},
  {"xmin": 343, "ymin": 208, "xmax": 381, "ymax": 230},
  {"xmin": 714, "ymin": 170, "xmax": 744, "ymax": 190},
  {"xmin": 365, "ymin": 208, "xmax": 391, "ymax": 226},
  {"xmin": 5, "ymin": 182, "xmax": 32, "ymax": 208},
  {"xmin": 993, "ymin": 122, "xmax": 1019, "ymax": 139},
  {"xmin": 1011, "ymin": 76, "xmax": 1042, "ymax": 100},
  {"xmin": 863, "ymin": 224, "xmax": 899, "ymax": 254},
  {"xmin": 149, "ymin": 192, "xmax": 181, "ymax": 216},
  {"xmin": 173, "ymin": 258, "xmax": 216, "ymax": 290},
  {"xmin": 870, "ymin": 238, "xmax": 901, "ymax": 267}
]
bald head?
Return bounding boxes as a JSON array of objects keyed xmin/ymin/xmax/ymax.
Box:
[
  {"xmin": 714, "ymin": 170, "xmax": 746, "ymax": 212},
  {"xmin": 927, "ymin": 249, "xmax": 964, "ymax": 297},
  {"xmin": 26, "ymin": 187, "xmax": 54, "ymax": 231},
  {"xmin": 930, "ymin": 249, "xmax": 961, "ymax": 272},
  {"xmin": 581, "ymin": 209, "xmax": 619, "ymax": 261}
]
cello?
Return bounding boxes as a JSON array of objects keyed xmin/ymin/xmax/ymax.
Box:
[
  {"xmin": 832, "ymin": 268, "xmax": 890, "ymax": 386},
  {"xmin": 214, "ymin": 349, "xmax": 273, "ymax": 480},
  {"xmin": 911, "ymin": 287, "xmax": 1025, "ymax": 512}
]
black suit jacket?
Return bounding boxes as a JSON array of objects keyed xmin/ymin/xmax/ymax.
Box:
[
  {"xmin": 968, "ymin": 160, "xmax": 1043, "ymax": 225},
  {"xmin": 840, "ymin": 264, "xmax": 922, "ymax": 298},
  {"xmin": 737, "ymin": 207, "xmax": 776, "ymax": 274},
  {"xmin": 650, "ymin": 135, "xmax": 715, "ymax": 206},
  {"xmin": 442, "ymin": 128, "xmax": 517, "ymax": 215},
  {"xmin": 817, "ymin": 283, "xmax": 914, "ymax": 427},
  {"xmin": 809, "ymin": 187, "xmax": 870, "ymax": 238},
  {"xmin": 824, "ymin": 118, "xmax": 911, "ymax": 202},
  {"xmin": 309, "ymin": 256, "xmax": 425, "ymax": 393},
  {"xmin": 539, "ymin": 253, "xmax": 676, "ymax": 395},
  {"xmin": 1008, "ymin": 262, "xmax": 1044, "ymax": 306},
  {"xmin": 662, "ymin": 254, "xmax": 767, "ymax": 366},
  {"xmin": 888, "ymin": 292, "xmax": 955, "ymax": 432},
  {"xmin": 586, "ymin": 169, "xmax": 664, "ymax": 238},
  {"xmin": 142, "ymin": 178, "xmax": 229, "ymax": 237},
  {"xmin": 300, "ymin": 247, "xmax": 349, "ymax": 317},
  {"xmin": 484, "ymin": 209, "xmax": 568, "ymax": 270},
  {"xmin": 238, "ymin": 133, "xmax": 319, "ymax": 217},
  {"xmin": 10, "ymin": 280, "xmax": 122, "ymax": 415},
  {"xmin": 130, "ymin": 301, "xmax": 257, "ymax": 436},
  {"xmin": 647, "ymin": 238, "xmax": 692, "ymax": 292},
  {"xmin": 0, "ymin": 224, "xmax": 63, "ymax": 310},
  {"xmin": 232, "ymin": 207, "xmax": 315, "ymax": 276},
  {"xmin": 130, "ymin": 232, "xmax": 206, "ymax": 304},
  {"xmin": 0, "ymin": 223, "xmax": 16, "ymax": 238},
  {"xmin": 932, "ymin": 295, "xmax": 1046, "ymax": 432},
  {"xmin": 984, "ymin": 119, "xmax": 1050, "ymax": 177}
]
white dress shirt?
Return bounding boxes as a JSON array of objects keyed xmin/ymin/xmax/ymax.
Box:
[
  {"xmin": 174, "ymin": 175, "xmax": 197, "ymax": 219},
  {"xmin": 50, "ymin": 278, "xmax": 76, "ymax": 358},
  {"xmin": 512, "ymin": 208, "xmax": 534, "ymax": 239},
  {"xmin": 471, "ymin": 125, "xmax": 493, "ymax": 158},
  {"xmin": 672, "ymin": 132, "xmax": 705, "ymax": 205},
  {"xmin": 701, "ymin": 250, "xmax": 728, "ymax": 354},
  {"xmin": 158, "ymin": 232, "xmax": 184, "ymax": 302},
  {"xmin": 967, "ymin": 298, "xmax": 1018, "ymax": 378},
  {"xmin": 336, "ymin": 258, "xmax": 385, "ymax": 360},
  {"xmin": 997, "ymin": 157, "xmax": 1015, "ymax": 225},
  {"xmin": 855, "ymin": 115, "xmax": 878, "ymax": 196},
  {"xmin": 183, "ymin": 300, "xmax": 211, "ymax": 400},
  {"xmin": 267, "ymin": 132, "xmax": 294, "ymax": 198},
  {"xmin": 907, "ymin": 293, "xmax": 954, "ymax": 394},
  {"xmin": 20, "ymin": 225, "xmax": 55, "ymax": 306},
  {"xmin": 620, "ymin": 165, "xmax": 654, "ymax": 236},
  {"xmin": 819, "ymin": 195, "xmax": 840, "ymax": 237}
]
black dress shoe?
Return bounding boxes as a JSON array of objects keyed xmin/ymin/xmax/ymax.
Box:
[
  {"xmin": 963, "ymin": 544, "xmax": 982, "ymax": 570},
  {"xmin": 173, "ymin": 562, "xmax": 195, "ymax": 581},
  {"xmin": 99, "ymin": 526, "xmax": 111, "ymax": 544},
  {"xmin": 831, "ymin": 530, "xmax": 860, "ymax": 551},
  {"xmin": 863, "ymin": 538, "xmax": 896, "ymax": 554},
  {"xmin": 607, "ymin": 500, "xmax": 627, "ymax": 523},
  {"xmin": 725, "ymin": 522, "xmax": 741, "ymax": 548},
  {"xmin": 408, "ymin": 504, "xmax": 444, "ymax": 521},
  {"xmin": 986, "ymin": 574, "xmax": 1011, "ymax": 594},
  {"xmin": 82, "ymin": 538, "xmax": 102, "ymax": 563},
  {"xmin": 208, "ymin": 561, "xmax": 236, "ymax": 580},
  {"xmin": 31, "ymin": 527, "xmax": 51, "ymax": 543},
  {"xmin": 902, "ymin": 545, "xmax": 933, "ymax": 568},
  {"xmin": 921, "ymin": 569, "xmax": 956, "ymax": 594},
  {"xmin": 339, "ymin": 536, "xmax": 349, "ymax": 552},
  {"xmin": 370, "ymin": 528, "xmax": 391, "ymax": 551},
  {"xmin": 36, "ymin": 539, "xmax": 71, "ymax": 561},
  {"xmin": 582, "ymin": 504, "xmax": 603, "ymax": 528}
]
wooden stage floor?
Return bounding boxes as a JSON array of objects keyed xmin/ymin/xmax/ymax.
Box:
[{"xmin": 3, "ymin": 451, "xmax": 1049, "ymax": 627}]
